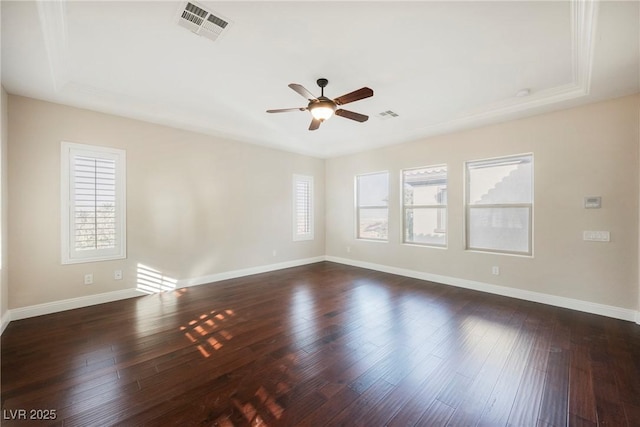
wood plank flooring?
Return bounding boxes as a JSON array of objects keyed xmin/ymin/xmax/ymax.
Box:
[{"xmin": 2, "ymin": 262, "xmax": 639, "ymax": 426}]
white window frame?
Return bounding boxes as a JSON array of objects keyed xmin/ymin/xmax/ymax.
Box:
[
  {"xmin": 401, "ymin": 164, "xmax": 448, "ymax": 248},
  {"xmin": 61, "ymin": 142, "xmax": 126, "ymax": 264},
  {"xmin": 355, "ymin": 171, "xmax": 389, "ymax": 242},
  {"xmin": 292, "ymin": 174, "xmax": 314, "ymax": 241},
  {"xmin": 465, "ymin": 153, "xmax": 533, "ymax": 256}
]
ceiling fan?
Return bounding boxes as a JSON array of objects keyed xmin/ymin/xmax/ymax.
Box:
[{"xmin": 267, "ymin": 78, "xmax": 374, "ymax": 131}]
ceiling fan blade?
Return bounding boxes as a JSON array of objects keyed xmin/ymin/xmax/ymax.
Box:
[
  {"xmin": 266, "ymin": 107, "xmax": 307, "ymax": 113},
  {"xmin": 289, "ymin": 84, "xmax": 318, "ymax": 101},
  {"xmin": 335, "ymin": 109, "xmax": 369, "ymax": 122},
  {"xmin": 334, "ymin": 87, "xmax": 374, "ymax": 106},
  {"xmin": 309, "ymin": 118, "xmax": 322, "ymax": 131}
]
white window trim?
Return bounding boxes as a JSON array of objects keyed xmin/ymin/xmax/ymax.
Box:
[
  {"xmin": 464, "ymin": 153, "xmax": 533, "ymax": 257},
  {"xmin": 355, "ymin": 171, "xmax": 389, "ymax": 242},
  {"xmin": 61, "ymin": 141, "xmax": 126, "ymax": 264},
  {"xmin": 401, "ymin": 164, "xmax": 448, "ymax": 248},
  {"xmin": 292, "ymin": 174, "xmax": 314, "ymax": 241}
]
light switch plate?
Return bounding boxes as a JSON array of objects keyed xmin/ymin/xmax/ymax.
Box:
[
  {"xmin": 584, "ymin": 196, "xmax": 601, "ymax": 209},
  {"xmin": 583, "ymin": 231, "xmax": 610, "ymax": 242}
]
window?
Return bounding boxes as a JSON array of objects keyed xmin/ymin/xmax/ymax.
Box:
[
  {"xmin": 402, "ymin": 165, "xmax": 447, "ymax": 247},
  {"xmin": 356, "ymin": 171, "xmax": 389, "ymax": 241},
  {"xmin": 61, "ymin": 142, "xmax": 126, "ymax": 264},
  {"xmin": 293, "ymin": 174, "xmax": 314, "ymax": 241},
  {"xmin": 465, "ymin": 154, "xmax": 533, "ymax": 255}
]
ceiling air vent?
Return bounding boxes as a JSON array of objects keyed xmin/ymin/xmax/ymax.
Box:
[
  {"xmin": 377, "ymin": 110, "xmax": 399, "ymax": 120},
  {"xmin": 177, "ymin": 2, "xmax": 231, "ymax": 42}
]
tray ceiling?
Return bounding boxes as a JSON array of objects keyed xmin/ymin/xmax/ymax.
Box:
[{"xmin": 2, "ymin": 1, "xmax": 638, "ymax": 157}]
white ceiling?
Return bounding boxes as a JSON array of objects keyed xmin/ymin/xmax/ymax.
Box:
[{"xmin": 2, "ymin": 1, "xmax": 638, "ymax": 158}]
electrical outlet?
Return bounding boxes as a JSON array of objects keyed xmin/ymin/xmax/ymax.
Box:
[
  {"xmin": 492, "ymin": 266, "xmax": 500, "ymax": 275},
  {"xmin": 84, "ymin": 273, "xmax": 93, "ymax": 285},
  {"xmin": 272, "ymin": 250, "xmax": 277, "ymax": 257},
  {"xmin": 346, "ymin": 246, "xmax": 351, "ymax": 253},
  {"xmin": 114, "ymin": 270, "xmax": 123, "ymax": 280}
]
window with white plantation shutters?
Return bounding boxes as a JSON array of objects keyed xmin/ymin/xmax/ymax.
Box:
[
  {"xmin": 61, "ymin": 142, "xmax": 126, "ymax": 264},
  {"xmin": 293, "ymin": 175, "xmax": 314, "ymax": 241}
]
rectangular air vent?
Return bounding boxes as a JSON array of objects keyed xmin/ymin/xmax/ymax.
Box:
[
  {"xmin": 377, "ymin": 110, "xmax": 399, "ymax": 120},
  {"xmin": 177, "ymin": 2, "xmax": 231, "ymax": 42}
]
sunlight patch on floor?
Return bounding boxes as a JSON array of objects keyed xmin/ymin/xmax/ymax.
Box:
[{"xmin": 180, "ymin": 309, "xmax": 236, "ymax": 357}]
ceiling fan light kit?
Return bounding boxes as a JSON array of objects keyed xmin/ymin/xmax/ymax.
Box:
[
  {"xmin": 309, "ymin": 102, "xmax": 336, "ymax": 121},
  {"xmin": 267, "ymin": 78, "xmax": 374, "ymax": 131}
]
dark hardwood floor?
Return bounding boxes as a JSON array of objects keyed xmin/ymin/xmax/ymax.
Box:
[{"xmin": 2, "ymin": 262, "xmax": 639, "ymax": 426}]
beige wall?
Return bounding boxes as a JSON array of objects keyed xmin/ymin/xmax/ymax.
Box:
[
  {"xmin": 8, "ymin": 95, "xmax": 325, "ymax": 309},
  {"xmin": 326, "ymin": 95, "xmax": 640, "ymax": 311},
  {"xmin": 6, "ymin": 93, "xmax": 640, "ymax": 314},
  {"xmin": 1, "ymin": 87, "xmax": 8, "ymax": 321}
]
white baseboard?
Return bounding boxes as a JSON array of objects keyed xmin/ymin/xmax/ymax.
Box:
[
  {"xmin": 177, "ymin": 256, "xmax": 326, "ymax": 288},
  {"xmin": 326, "ymin": 256, "xmax": 639, "ymax": 323},
  {"xmin": 1, "ymin": 309, "xmax": 10, "ymax": 334},
  {"xmin": 3, "ymin": 255, "xmax": 638, "ymax": 333},
  {"xmin": 9, "ymin": 288, "xmax": 143, "ymax": 322},
  {"xmin": 2, "ymin": 256, "xmax": 326, "ymax": 330}
]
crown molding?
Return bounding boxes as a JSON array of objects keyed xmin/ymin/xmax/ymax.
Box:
[
  {"xmin": 462, "ymin": 0, "xmax": 598, "ymax": 118},
  {"xmin": 36, "ymin": 0, "xmax": 71, "ymax": 92},
  {"xmin": 404, "ymin": 0, "xmax": 599, "ymax": 143},
  {"xmin": 33, "ymin": 0, "xmax": 601, "ymax": 158},
  {"xmin": 571, "ymin": 0, "xmax": 599, "ymax": 93}
]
